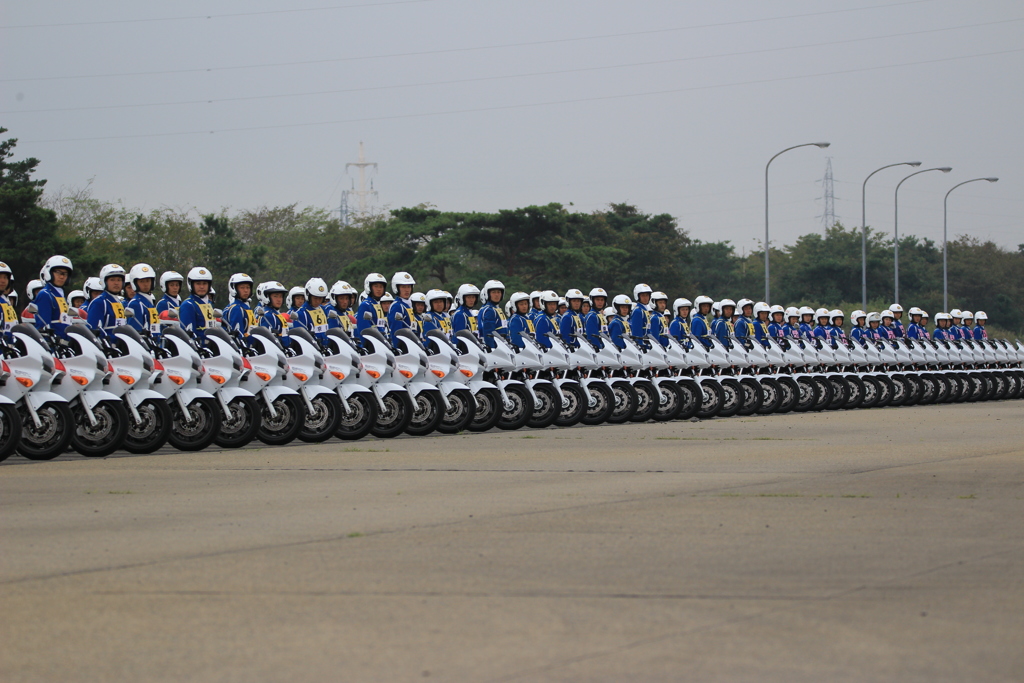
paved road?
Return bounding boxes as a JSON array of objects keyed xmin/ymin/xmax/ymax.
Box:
[{"xmin": 2, "ymin": 401, "xmax": 1023, "ymax": 682}]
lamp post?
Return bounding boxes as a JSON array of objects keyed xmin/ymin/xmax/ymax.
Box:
[
  {"xmin": 861, "ymin": 161, "xmax": 921, "ymax": 310},
  {"xmin": 943, "ymin": 177, "xmax": 998, "ymax": 310},
  {"xmin": 894, "ymin": 166, "xmax": 951, "ymax": 304},
  {"xmin": 765, "ymin": 141, "xmax": 830, "ymax": 304}
]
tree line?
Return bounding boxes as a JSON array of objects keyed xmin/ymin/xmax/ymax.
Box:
[{"xmin": 3, "ymin": 128, "xmax": 1022, "ymax": 336}]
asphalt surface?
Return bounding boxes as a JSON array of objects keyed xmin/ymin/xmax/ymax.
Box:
[{"xmin": 2, "ymin": 401, "xmax": 1023, "ymax": 682}]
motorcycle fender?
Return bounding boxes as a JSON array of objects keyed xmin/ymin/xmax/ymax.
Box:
[
  {"xmin": 177, "ymin": 387, "xmax": 216, "ymax": 406},
  {"xmin": 81, "ymin": 389, "xmax": 123, "ymax": 411},
  {"xmin": 126, "ymin": 389, "xmax": 165, "ymax": 407},
  {"xmin": 0, "ymin": 393, "xmax": 14, "ymax": 405},
  {"xmin": 300, "ymin": 383, "xmax": 337, "ymax": 413},
  {"xmin": 372, "ymin": 382, "xmax": 408, "ymax": 413},
  {"xmin": 261, "ymin": 385, "xmax": 300, "ymax": 402},
  {"xmin": 525, "ymin": 377, "xmax": 555, "ymax": 404},
  {"xmin": 407, "ymin": 381, "xmax": 447, "ymax": 410},
  {"xmin": 467, "ymin": 379, "xmax": 498, "ymax": 395},
  {"xmin": 495, "ymin": 378, "xmax": 525, "ymax": 406}
]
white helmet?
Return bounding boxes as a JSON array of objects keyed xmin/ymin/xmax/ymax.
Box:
[
  {"xmin": 127, "ymin": 263, "xmax": 156, "ymax": 291},
  {"xmin": 673, "ymin": 298, "xmax": 692, "ymax": 313},
  {"xmin": 588, "ymin": 287, "xmax": 608, "ymax": 300},
  {"xmin": 426, "ymin": 289, "xmax": 447, "ymax": 306},
  {"xmin": 633, "ymin": 283, "xmax": 653, "ymax": 299},
  {"xmin": 851, "ymin": 309, "xmax": 866, "ymax": 324},
  {"xmin": 866, "ymin": 312, "xmax": 882, "ymax": 324},
  {"xmin": 975, "ymin": 311, "xmax": 988, "ymax": 321},
  {"xmin": 694, "ymin": 295, "xmax": 713, "ymax": 309},
  {"xmin": 961, "ymin": 310, "xmax": 974, "ymax": 321},
  {"xmin": 541, "ymin": 290, "xmax": 560, "ymax": 304},
  {"xmin": 0, "ymin": 261, "xmax": 12, "ymax": 283},
  {"xmin": 612, "ymin": 294, "xmax": 632, "ymax": 309},
  {"xmin": 305, "ymin": 278, "xmax": 329, "ymax": 300},
  {"xmin": 228, "ymin": 273, "xmax": 255, "ymax": 299},
  {"xmin": 770, "ymin": 304, "xmax": 785, "ymax": 315},
  {"xmin": 508, "ymin": 291, "xmax": 531, "ymax": 308},
  {"xmin": 785, "ymin": 306, "xmax": 800, "ymax": 320},
  {"xmin": 949, "ymin": 308, "xmax": 962, "ymax": 319},
  {"xmin": 565, "ymin": 288, "xmax": 585, "ymax": 300},
  {"xmin": 83, "ymin": 277, "xmax": 103, "ymax": 299},
  {"xmin": 815, "ymin": 307, "xmax": 829, "ymax": 320},
  {"xmin": 381, "ymin": 291, "xmax": 395, "ymax": 303},
  {"xmin": 881, "ymin": 309, "xmax": 895, "ymax": 321},
  {"xmin": 259, "ymin": 281, "xmax": 287, "ymax": 306},
  {"xmin": 737, "ymin": 298, "xmax": 755, "ymax": 312},
  {"xmin": 482, "ymin": 279, "xmax": 505, "ymax": 298},
  {"xmin": 159, "ymin": 272, "xmax": 183, "ymax": 296},
  {"xmin": 25, "ymin": 279, "xmax": 43, "ymax": 301},
  {"xmin": 799, "ymin": 305, "xmax": 815, "ymax": 317},
  {"xmin": 558, "ymin": 297, "xmax": 568, "ymax": 307},
  {"xmin": 364, "ymin": 272, "xmax": 387, "ymax": 293},
  {"xmin": 921, "ymin": 310, "xmax": 930, "ymax": 320},
  {"xmin": 455, "ymin": 283, "xmax": 480, "ymax": 306},
  {"xmin": 504, "ymin": 300, "xmax": 515, "ymax": 317},
  {"xmin": 829, "ymin": 309, "xmax": 844, "ymax": 323},
  {"xmin": 603, "ymin": 306, "xmax": 615, "ymax": 317},
  {"xmin": 287, "ymin": 286, "xmax": 305, "ymax": 308},
  {"xmin": 935, "ymin": 312, "xmax": 952, "ymax": 322},
  {"xmin": 908, "ymin": 306, "xmax": 925, "ymax": 317},
  {"xmin": 889, "ymin": 303, "xmax": 904, "ymax": 313},
  {"xmin": 530, "ymin": 290, "xmax": 542, "ymax": 304},
  {"xmin": 186, "ymin": 266, "xmax": 213, "ymax": 292},
  {"xmin": 67, "ymin": 289, "xmax": 86, "ymax": 305},
  {"xmin": 330, "ymin": 280, "xmax": 358, "ymax": 298},
  {"xmin": 752, "ymin": 302, "xmax": 771, "ymax": 317},
  {"xmin": 651, "ymin": 291, "xmax": 668, "ymax": 303},
  {"xmin": 40, "ymin": 255, "xmax": 73, "ymax": 283},
  {"xmin": 391, "ymin": 271, "xmax": 416, "ymax": 291},
  {"xmin": 410, "ymin": 291, "xmax": 427, "ymax": 305},
  {"xmin": 720, "ymin": 298, "xmax": 736, "ymax": 311},
  {"xmin": 100, "ymin": 263, "xmax": 127, "ymax": 285},
  {"xmin": 712, "ymin": 301, "xmax": 722, "ymax": 315}
]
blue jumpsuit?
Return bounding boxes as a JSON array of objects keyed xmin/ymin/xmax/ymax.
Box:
[
  {"xmin": 507, "ymin": 312, "xmax": 536, "ymax": 349},
  {"xmin": 559, "ymin": 309, "xmax": 584, "ymax": 349},
  {"xmin": 295, "ymin": 301, "xmax": 330, "ymax": 345},
  {"xmin": 813, "ymin": 324, "xmax": 830, "ymax": 339},
  {"xmin": 850, "ymin": 326, "xmax": 867, "ymax": 343},
  {"xmin": 387, "ymin": 297, "xmax": 415, "ymax": 344},
  {"xmin": 583, "ymin": 309, "xmax": 608, "ymax": 349},
  {"xmin": 892, "ymin": 319, "xmax": 905, "ymax": 338},
  {"xmin": 906, "ymin": 322, "xmax": 927, "ymax": 340},
  {"xmin": 973, "ymin": 324, "xmax": 987, "ymax": 340},
  {"xmin": 355, "ymin": 295, "xmax": 388, "ymax": 342},
  {"xmin": 156, "ymin": 294, "xmax": 180, "ymax": 316},
  {"xmin": 534, "ymin": 313, "xmax": 557, "ymax": 349},
  {"xmin": 86, "ymin": 291, "xmax": 128, "ymax": 338},
  {"xmin": 668, "ymin": 315, "xmax": 690, "ymax": 343},
  {"xmin": 734, "ymin": 316, "xmax": 755, "ymax": 344},
  {"xmin": 477, "ymin": 301, "xmax": 507, "ymax": 349},
  {"xmin": 451, "ymin": 305, "xmax": 478, "ymax": 338},
  {"xmin": 933, "ymin": 327, "xmax": 952, "ymax": 341},
  {"xmin": 34, "ymin": 283, "xmax": 72, "ymax": 340},
  {"xmin": 629, "ymin": 304, "xmax": 653, "ymax": 348},
  {"xmin": 690, "ymin": 313, "xmax": 712, "ymax": 348},
  {"xmin": 179, "ymin": 294, "xmax": 215, "ymax": 342},
  {"xmin": 223, "ymin": 298, "xmax": 257, "ymax": 339},
  {"xmin": 127, "ymin": 293, "xmax": 161, "ymax": 340},
  {"xmin": 711, "ymin": 317, "xmax": 735, "ymax": 347},
  {"xmin": 260, "ymin": 307, "xmax": 292, "ymax": 338},
  {"xmin": 753, "ymin": 319, "xmax": 772, "ymax": 347},
  {"xmin": 0, "ymin": 294, "xmax": 17, "ymax": 340},
  {"xmin": 607, "ymin": 315, "xmax": 629, "ymax": 350},
  {"xmin": 649, "ymin": 311, "xmax": 669, "ymax": 348}
]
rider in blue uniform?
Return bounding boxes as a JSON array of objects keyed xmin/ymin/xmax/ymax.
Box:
[
  {"xmin": 628, "ymin": 284, "xmax": 655, "ymax": 349},
  {"xmin": 752, "ymin": 302, "xmax": 772, "ymax": 347},
  {"xmin": 583, "ymin": 287, "xmax": 609, "ymax": 349},
  {"xmin": 533, "ymin": 291, "xmax": 560, "ymax": 349},
  {"xmin": 222, "ymin": 273, "xmax": 257, "ymax": 342},
  {"xmin": 126, "ymin": 263, "xmax": 162, "ymax": 341},
  {"xmin": 178, "ymin": 267, "xmax": 215, "ymax": 343},
  {"xmin": 798, "ymin": 306, "xmax": 816, "ymax": 341},
  {"xmin": 905, "ymin": 307, "xmax": 928, "ymax": 340},
  {"xmin": 34, "ymin": 255, "xmax": 75, "ymax": 341},
  {"xmin": 506, "ymin": 292, "xmax": 537, "ymax": 349},
  {"xmin": 889, "ymin": 304, "xmax": 906, "ymax": 338},
  {"xmin": 932, "ymin": 312, "xmax": 953, "ymax": 341},
  {"xmin": 293, "ymin": 278, "xmax": 331, "ymax": 345},
  {"xmin": 0, "ymin": 262, "xmax": 19, "ymax": 340},
  {"xmin": 157, "ymin": 271, "xmax": 183, "ymax": 316},
  {"xmin": 782, "ymin": 307, "xmax": 801, "ymax": 341},
  {"xmin": 973, "ymin": 311, "xmax": 989, "ymax": 340},
  {"xmin": 668, "ymin": 298, "xmax": 692, "ymax": 348},
  {"xmin": 451, "ymin": 284, "xmax": 480, "ymax": 338},
  {"xmin": 86, "ymin": 264, "xmax": 129, "ymax": 338},
  {"xmin": 959, "ymin": 312, "xmax": 975, "ymax": 341},
  {"xmin": 355, "ymin": 273, "xmax": 389, "ymax": 343},
  {"xmin": 422, "ymin": 289, "xmax": 453, "ymax": 340},
  {"xmin": 327, "ymin": 281, "xmax": 358, "ymax": 333},
  {"xmin": 849, "ymin": 310, "xmax": 868, "ymax": 343},
  {"xmin": 476, "ymin": 280, "xmax": 508, "ymax": 349},
  {"xmin": 711, "ymin": 298, "xmax": 736, "ymax": 347},
  {"xmin": 559, "ymin": 288, "xmax": 586, "ymax": 349},
  {"xmin": 690, "ymin": 296, "xmax": 713, "ymax": 348},
  {"xmin": 812, "ymin": 308, "xmax": 831, "ymax": 339},
  {"xmin": 607, "ymin": 295, "xmax": 633, "ymax": 350},
  {"xmin": 828, "ymin": 310, "xmax": 846, "ymax": 341},
  {"xmin": 734, "ymin": 299, "xmax": 755, "ymax": 345},
  {"xmin": 386, "ymin": 271, "xmax": 417, "ymax": 344},
  {"xmin": 649, "ymin": 292, "xmax": 671, "ymax": 348},
  {"xmin": 257, "ymin": 281, "xmax": 292, "ymax": 338}
]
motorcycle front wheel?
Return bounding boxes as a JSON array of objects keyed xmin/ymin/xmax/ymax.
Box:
[{"xmin": 72, "ymin": 400, "xmax": 129, "ymax": 458}]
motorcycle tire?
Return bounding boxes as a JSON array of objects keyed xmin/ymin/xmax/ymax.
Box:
[
  {"xmin": 258, "ymin": 393, "xmax": 305, "ymax": 445},
  {"xmin": 169, "ymin": 398, "xmax": 221, "ymax": 451},
  {"xmin": 437, "ymin": 388, "xmax": 476, "ymax": 434},
  {"xmin": 526, "ymin": 383, "xmax": 561, "ymax": 429},
  {"xmin": 717, "ymin": 378, "xmax": 744, "ymax": 418},
  {"xmin": 991, "ymin": 373, "xmax": 1009, "ymax": 401},
  {"xmin": 370, "ymin": 391, "xmax": 414, "ymax": 439},
  {"xmin": 406, "ymin": 391, "xmax": 445, "ymax": 436},
  {"xmin": 676, "ymin": 380, "xmax": 702, "ymax": 420},
  {"xmin": 917, "ymin": 375, "xmax": 938, "ymax": 405},
  {"xmin": 630, "ymin": 380, "xmax": 659, "ymax": 423},
  {"xmin": 695, "ymin": 380, "xmax": 725, "ymax": 419},
  {"xmin": 932, "ymin": 374, "xmax": 951, "ymax": 404},
  {"xmin": 875, "ymin": 375, "xmax": 895, "ymax": 407},
  {"xmin": 774, "ymin": 377, "xmax": 799, "ymax": 414},
  {"xmin": 553, "ymin": 383, "xmax": 588, "ymax": 428},
  {"xmin": 652, "ymin": 381, "xmax": 686, "ymax": 422},
  {"xmin": 0, "ymin": 403, "xmax": 23, "ymax": 463},
  {"xmin": 468, "ymin": 387, "xmax": 503, "ymax": 432},
  {"xmin": 902, "ymin": 374, "xmax": 922, "ymax": 406},
  {"xmin": 299, "ymin": 393, "xmax": 344, "ymax": 443},
  {"xmin": 793, "ymin": 377, "xmax": 818, "ymax": 413},
  {"xmin": 826, "ymin": 376, "xmax": 847, "ymax": 410},
  {"xmin": 72, "ymin": 400, "xmax": 129, "ymax": 458},
  {"xmin": 17, "ymin": 401, "xmax": 74, "ymax": 461},
  {"xmin": 947, "ymin": 374, "xmax": 967, "ymax": 403},
  {"xmin": 496, "ymin": 383, "xmax": 533, "ymax": 431},
  {"xmin": 859, "ymin": 375, "xmax": 880, "ymax": 409},
  {"xmin": 214, "ymin": 396, "xmax": 261, "ymax": 448},
  {"xmin": 888, "ymin": 375, "xmax": 909, "ymax": 407},
  {"xmin": 811, "ymin": 376, "xmax": 832, "ymax": 412},
  {"xmin": 843, "ymin": 376, "xmax": 865, "ymax": 410},
  {"xmin": 123, "ymin": 398, "xmax": 173, "ymax": 454},
  {"xmin": 605, "ymin": 381, "xmax": 637, "ymax": 424},
  {"xmin": 756, "ymin": 378, "xmax": 783, "ymax": 415},
  {"xmin": 737, "ymin": 378, "xmax": 764, "ymax": 416},
  {"xmin": 336, "ymin": 392, "xmax": 378, "ymax": 440}
]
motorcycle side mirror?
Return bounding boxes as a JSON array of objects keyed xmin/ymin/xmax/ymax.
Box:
[
  {"xmin": 328, "ymin": 310, "xmax": 341, "ymax": 320},
  {"xmin": 125, "ymin": 309, "xmax": 135, "ymax": 318},
  {"xmin": 394, "ymin": 313, "xmax": 404, "ymax": 321},
  {"xmin": 362, "ymin": 311, "xmax": 373, "ymax": 321},
  {"xmin": 213, "ymin": 309, "xmax": 224, "ymax": 318},
  {"xmin": 290, "ymin": 312, "xmax": 299, "ymax": 322}
]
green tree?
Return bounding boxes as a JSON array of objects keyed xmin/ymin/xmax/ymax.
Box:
[{"xmin": 199, "ymin": 214, "xmax": 267, "ymax": 298}]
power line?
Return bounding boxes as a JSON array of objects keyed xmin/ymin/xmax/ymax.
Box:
[
  {"xmin": 25, "ymin": 46, "xmax": 1024, "ymax": 144},
  {"xmin": 7, "ymin": 17, "xmax": 1018, "ymax": 115},
  {"xmin": 0, "ymin": 0, "xmax": 936, "ymax": 83},
  {"xmin": 0, "ymin": 0, "xmax": 435, "ymax": 29}
]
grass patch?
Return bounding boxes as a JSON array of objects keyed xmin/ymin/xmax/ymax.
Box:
[
  {"xmin": 841, "ymin": 494, "xmax": 871, "ymax": 498},
  {"xmin": 340, "ymin": 447, "xmax": 389, "ymax": 452},
  {"xmin": 758, "ymin": 493, "xmax": 801, "ymax": 498},
  {"xmin": 107, "ymin": 491, "xmax": 132, "ymax": 495},
  {"xmin": 958, "ymin": 494, "xmax": 977, "ymax": 499},
  {"xmin": 656, "ymin": 437, "xmax": 710, "ymax": 440},
  {"xmin": 347, "ymin": 532, "xmax": 364, "ymax": 538},
  {"xmin": 518, "ymin": 435, "xmax": 541, "ymax": 439}
]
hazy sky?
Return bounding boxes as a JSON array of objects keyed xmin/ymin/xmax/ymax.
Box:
[{"xmin": 3, "ymin": 0, "xmax": 1022, "ymax": 252}]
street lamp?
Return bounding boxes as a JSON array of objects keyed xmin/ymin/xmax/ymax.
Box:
[
  {"xmin": 894, "ymin": 166, "xmax": 952, "ymax": 304},
  {"xmin": 943, "ymin": 177, "xmax": 998, "ymax": 310},
  {"xmin": 765, "ymin": 142, "xmax": 830, "ymax": 304},
  {"xmin": 861, "ymin": 161, "xmax": 921, "ymax": 309}
]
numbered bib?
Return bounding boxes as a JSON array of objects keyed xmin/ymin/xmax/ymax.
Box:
[
  {"xmin": 199, "ymin": 303, "xmax": 214, "ymax": 324},
  {"xmin": 277, "ymin": 313, "xmax": 291, "ymax": 331},
  {"xmin": 245, "ymin": 309, "xmax": 257, "ymax": 331},
  {"xmin": 309, "ymin": 309, "xmax": 328, "ymax": 334},
  {"xmin": 1, "ymin": 302, "xmax": 17, "ymax": 330},
  {"xmin": 110, "ymin": 301, "xmax": 127, "ymax": 327},
  {"xmin": 373, "ymin": 304, "xmax": 386, "ymax": 330},
  {"xmin": 56, "ymin": 297, "xmax": 72, "ymax": 326}
]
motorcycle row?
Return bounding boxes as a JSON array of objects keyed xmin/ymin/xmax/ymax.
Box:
[{"xmin": 1, "ymin": 292, "xmax": 1022, "ymax": 463}]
